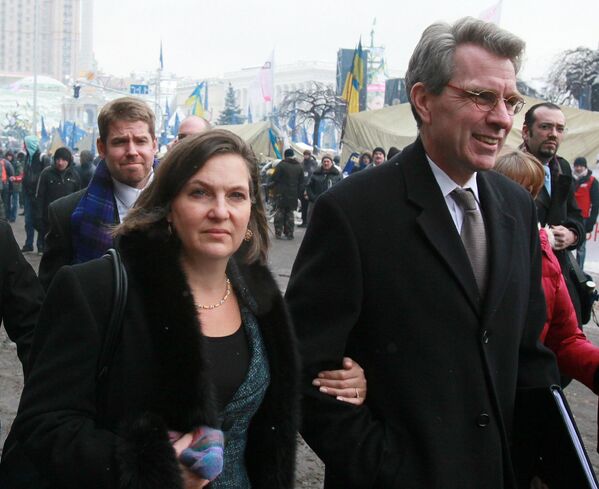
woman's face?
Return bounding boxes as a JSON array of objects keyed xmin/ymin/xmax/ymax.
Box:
[{"xmin": 169, "ymin": 153, "xmax": 252, "ymax": 264}]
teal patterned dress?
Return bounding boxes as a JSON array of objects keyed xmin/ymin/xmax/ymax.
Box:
[{"xmin": 210, "ymin": 305, "xmax": 270, "ymax": 488}]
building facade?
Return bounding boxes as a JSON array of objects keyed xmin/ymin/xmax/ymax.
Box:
[{"xmin": 0, "ymin": 0, "xmax": 82, "ymax": 83}]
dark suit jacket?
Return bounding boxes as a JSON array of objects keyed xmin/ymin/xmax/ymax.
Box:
[
  {"xmin": 535, "ymin": 156, "xmax": 584, "ymax": 243},
  {"xmin": 38, "ymin": 189, "xmax": 119, "ymax": 291},
  {"xmin": 11, "ymin": 232, "xmax": 299, "ymax": 489},
  {"xmin": 286, "ymin": 139, "xmax": 559, "ymax": 489},
  {"xmin": 0, "ymin": 220, "xmax": 43, "ymax": 376}
]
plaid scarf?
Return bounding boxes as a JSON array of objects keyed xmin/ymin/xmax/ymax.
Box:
[{"xmin": 71, "ymin": 159, "xmax": 117, "ymax": 264}]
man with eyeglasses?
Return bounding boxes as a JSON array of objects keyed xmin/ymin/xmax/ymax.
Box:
[
  {"xmin": 522, "ymin": 103, "xmax": 585, "ymax": 323},
  {"xmin": 287, "ymin": 17, "xmax": 558, "ymax": 489}
]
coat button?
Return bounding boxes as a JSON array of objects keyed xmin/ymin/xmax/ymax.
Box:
[
  {"xmin": 476, "ymin": 412, "xmax": 490, "ymax": 427},
  {"xmin": 481, "ymin": 330, "xmax": 489, "ymax": 344}
]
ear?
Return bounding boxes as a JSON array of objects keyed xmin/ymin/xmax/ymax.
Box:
[
  {"xmin": 97, "ymin": 137, "xmax": 106, "ymax": 159},
  {"xmin": 410, "ymin": 82, "xmax": 433, "ymax": 125},
  {"xmin": 522, "ymin": 124, "xmax": 530, "ymax": 143},
  {"xmin": 152, "ymin": 137, "xmax": 158, "ymax": 154}
]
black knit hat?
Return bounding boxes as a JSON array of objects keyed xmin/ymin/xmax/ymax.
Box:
[
  {"xmin": 54, "ymin": 146, "xmax": 73, "ymax": 164},
  {"xmin": 372, "ymin": 146, "xmax": 386, "ymax": 156},
  {"xmin": 574, "ymin": 157, "xmax": 587, "ymax": 168},
  {"xmin": 283, "ymin": 148, "xmax": 295, "ymax": 158}
]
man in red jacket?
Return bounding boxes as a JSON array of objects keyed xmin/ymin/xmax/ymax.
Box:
[{"xmin": 573, "ymin": 156, "xmax": 599, "ymax": 268}]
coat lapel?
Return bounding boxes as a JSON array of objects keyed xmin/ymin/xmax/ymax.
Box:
[
  {"xmin": 402, "ymin": 141, "xmax": 481, "ymax": 312},
  {"xmin": 476, "ymin": 172, "xmax": 515, "ymax": 323}
]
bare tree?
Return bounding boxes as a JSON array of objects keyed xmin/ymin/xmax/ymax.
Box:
[
  {"xmin": 278, "ymin": 82, "xmax": 345, "ymax": 152},
  {"xmin": 546, "ymin": 47, "xmax": 599, "ymax": 107}
]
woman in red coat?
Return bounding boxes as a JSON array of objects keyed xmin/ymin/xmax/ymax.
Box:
[{"xmin": 495, "ymin": 149, "xmax": 599, "ymax": 392}]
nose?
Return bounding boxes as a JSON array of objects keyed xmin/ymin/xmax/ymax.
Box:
[
  {"xmin": 125, "ymin": 140, "xmax": 139, "ymax": 156},
  {"xmin": 486, "ymin": 99, "xmax": 512, "ymax": 132},
  {"xmin": 209, "ymin": 195, "xmax": 229, "ymax": 220}
]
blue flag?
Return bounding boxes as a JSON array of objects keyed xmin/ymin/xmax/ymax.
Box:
[
  {"xmin": 40, "ymin": 116, "xmax": 49, "ymax": 144},
  {"xmin": 172, "ymin": 113, "xmax": 180, "ymax": 137},
  {"xmin": 159, "ymin": 41, "xmax": 164, "ymax": 70}
]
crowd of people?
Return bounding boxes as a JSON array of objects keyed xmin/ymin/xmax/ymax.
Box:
[{"xmin": 1, "ymin": 15, "xmax": 599, "ymax": 489}]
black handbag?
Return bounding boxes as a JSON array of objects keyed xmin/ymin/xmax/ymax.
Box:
[{"xmin": 0, "ymin": 248, "xmax": 128, "ymax": 488}]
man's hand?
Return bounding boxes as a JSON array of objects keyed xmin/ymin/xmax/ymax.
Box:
[{"xmin": 551, "ymin": 225, "xmax": 577, "ymax": 250}]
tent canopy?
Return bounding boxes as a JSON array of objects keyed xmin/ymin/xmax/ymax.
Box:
[{"xmin": 341, "ymin": 97, "xmax": 599, "ymax": 166}]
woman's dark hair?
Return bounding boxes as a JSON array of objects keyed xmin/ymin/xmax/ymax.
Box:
[
  {"xmin": 359, "ymin": 152, "xmax": 372, "ymax": 165},
  {"xmin": 116, "ymin": 129, "xmax": 269, "ymax": 264}
]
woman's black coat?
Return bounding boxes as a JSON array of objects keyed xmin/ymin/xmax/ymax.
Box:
[{"xmin": 13, "ymin": 231, "xmax": 299, "ymax": 489}]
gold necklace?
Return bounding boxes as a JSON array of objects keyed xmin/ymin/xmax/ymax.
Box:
[{"xmin": 195, "ymin": 276, "xmax": 231, "ymax": 310}]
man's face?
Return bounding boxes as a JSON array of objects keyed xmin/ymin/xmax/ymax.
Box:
[
  {"xmin": 55, "ymin": 158, "xmax": 69, "ymax": 172},
  {"xmin": 522, "ymin": 107, "xmax": 566, "ymax": 162},
  {"xmin": 416, "ymin": 44, "xmax": 518, "ymax": 185},
  {"xmin": 372, "ymin": 151, "xmax": 385, "ymax": 165},
  {"xmin": 303, "ymin": 153, "xmax": 311, "ymax": 161},
  {"xmin": 97, "ymin": 119, "xmax": 157, "ymax": 189},
  {"xmin": 175, "ymin": 116, "xmax": 210, "ymax": 143}
]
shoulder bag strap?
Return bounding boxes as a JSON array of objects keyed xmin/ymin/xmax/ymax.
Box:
[{"xmin": 96, "ymin": 248, "xmax": 128, "ymax": 385}]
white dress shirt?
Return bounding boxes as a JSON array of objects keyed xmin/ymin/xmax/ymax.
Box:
[
  {"xmin": 112, "ymin": 170, "xmax": 155, "ymax": 223},
  {"xmin": 426, "ymin": 155, "xmax": 481, "ymax": 234}
]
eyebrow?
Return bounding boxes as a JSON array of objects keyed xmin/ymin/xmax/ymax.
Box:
[{"xmin": 186, "ymin": 178, "xmax": 249, "ymax": 192}]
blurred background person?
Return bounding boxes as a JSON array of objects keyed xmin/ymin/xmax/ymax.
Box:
[
  {"xmin": 306, "ymin": 154, "xmax": 342, "ymax": 224},
  {"xmin": 572, "ymin": 156, "xmax": 599, "ymax": 269},
  {"xmin": 75, "ymin": 149, "xmax": 96, "ymax": 188},
  {"xmin": 272, "ymin": 148, "xmax": 303, "ymax": 240},
  {"xmin": 35, "ymin": 147, "xmax": 81, "ymax": 251},
  {"xmin": 21, "ymin": 136, "xmax": 46, "ymax": 253}
]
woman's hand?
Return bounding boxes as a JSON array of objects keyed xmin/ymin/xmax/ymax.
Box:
[
  {"xmin": 172, "ymin": 433, "xmax": 210, "ymax": 489},
  {"xmin": 313, "ymin": 357, "xmax": 367, "ymax": 405}
]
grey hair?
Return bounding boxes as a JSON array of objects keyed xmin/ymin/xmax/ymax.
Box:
[{"xmin": 405, "ymin": 17, "xmax": 525, "ymax": 126}]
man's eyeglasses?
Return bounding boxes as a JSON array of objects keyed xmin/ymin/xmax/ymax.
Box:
[{"xmin": 446, "ymin": 83, "xmax": 525, "ymax": 116}]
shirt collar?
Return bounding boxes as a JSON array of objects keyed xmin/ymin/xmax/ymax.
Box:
[
  {"xmin": 112, "ymin": 170, "xmax": 155, "ymax": 210},
  {"xmin": 426, "ymin": 154, "xmax": 480, "ymax": 201}
]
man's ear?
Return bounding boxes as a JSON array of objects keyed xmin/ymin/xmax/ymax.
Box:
[
  {"xmin": 410, "ymin": 82, "xmax": 433, "ymax": 125},
  {"xmin": 522, "ymin": 124, "xmax": 530, "ymax": 143},
  {"xmin": 96, "ymin": 137, "xmax": 105, "ymax": 159}
]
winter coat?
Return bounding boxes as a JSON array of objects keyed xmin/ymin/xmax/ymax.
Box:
[
  {"xmin": 272, "ymin": 157, "xmax": 304, "ymax": 209},
  {"xmin": 574, "ymin": 170, "xmax": 599, "ymax": 233},
  {"xmin": 11, "ymin": 231, "xmax": 299, "ymax": 489},
  {"xmin": 35, "ymin": 165, "xmax": 81, "ymax": 231},
  {"xmin": 306, "ymin": 166, "xmax": 342, "ymax": 202},
  {"xmin": 539, "ymin": 228, "xmax": 599, "ymax": 391},
  {"xmin": 22, "ymin": 150, "xmax": 46, "ymax": 197}
]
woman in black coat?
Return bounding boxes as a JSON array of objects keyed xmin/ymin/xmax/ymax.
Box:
[{"xmin": 10, "ymin": 130, "xmax": 364, "ymax": 489}]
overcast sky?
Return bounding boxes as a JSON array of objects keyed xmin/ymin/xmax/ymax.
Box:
[{"xmin": 94, "ymin": 0, "xmax": 598, "ymax": 83}]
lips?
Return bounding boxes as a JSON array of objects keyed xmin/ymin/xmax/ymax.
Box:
[{"xmin": 473, "ymin": 134, "xmax": 501, "ymax": 145}]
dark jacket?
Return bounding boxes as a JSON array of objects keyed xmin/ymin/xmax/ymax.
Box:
[
  {"xmin": 38, "ymin": 189, "xmax": 92, "ymax": 290},
  {"xmin": 535, "ymin": 155, "xmax": 585, "ymax": 324},
  {"xmin": 12, "ymin": 231, "xmax": 299, "ymax": 489},
  {"xmin": 306, "ymin": 166, "xmax": 342, "ymax": 202},
  {"xmin": 0, "ymin": 220, "xmax": 43, "ymax": 376},
  {"xmin": 272, "ymin": 157, "xmax": 304, "ymax": 209},
  {"xmin": 286, "ymin": 138, "xmax": 558, "ymax": 489},
  {"xmin": 22, "ymin": 150, "xmax": 45, "ymax": 197},
  {"xmin": 535, "ymin": 155, "xmax": 584, "ymax": 245},
  {"xmin": 35, "ymin": 165, "xmax": 81, "ymax": 231}
]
